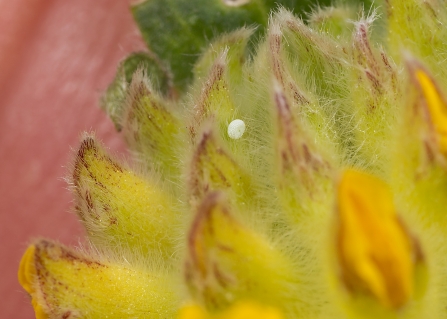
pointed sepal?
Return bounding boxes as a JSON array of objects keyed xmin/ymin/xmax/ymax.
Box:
[
  {"xmin": 184, "ymin": 192, "xmax": 299, "ymax": 314},
  {"xmin": 189, "ymin": 52, "xmax": 239, "ymax": 143},
  {"xmin": 386, "ymin": 0, "xmax": 447, "ymax": 76},
  {"xmin": 188, "ymin": 129, "xmax": 253, "ymax": 209},
  {"xmin": 121, "ymin": 69, "xmax": 185, "ymax": 180},
  {"xmin": 73, "ymin": 135, "xmax": 179, "ymax": 259},
  {"xmin": 101, "ymin": 52, "xmax": 174, "ymax": 131},
  {"xmin": 272, "ymin": 82, "xmax": 334, "ymax": 227}
]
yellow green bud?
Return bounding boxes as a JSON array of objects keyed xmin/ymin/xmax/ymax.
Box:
[
  {"xmin": 190, "ymin": 52, "xmax": 237, "ymax": 143},
  {"xmin": 193, "ymin": 28, "xmax": 253, "ymax": 86},
  {"xmin": 73, "ymin": 135, "xmax": 179, "ymax": 259},
  {"xmin": 308, "ymin": 5, "xmax": 357, "ymax": 39},
  {"xmin": 387, "ymin": 0, "xmax": 447, "ymax": 75},
  {"xmin": 188, "ymin": 129, "xmax": 253, "ymax": 209},
  {"xmin": 272, "ymin": 82, "xmax": 334, "ymax": 227},
  {"xmin": 121, "ymin": 69, "xmax": 184, "ymax": 180},
  {"xmin": 184, "ymin": 192, "xmax": 298, "ymax": 314},
  {"xmin": 18, "ymin": 240, "xmax": 178, "ymax": 318}
]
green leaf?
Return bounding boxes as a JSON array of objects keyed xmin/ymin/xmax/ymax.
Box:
[{"xmin": 131, "ymin": 0, "xmax": 268, "ymax": 94}]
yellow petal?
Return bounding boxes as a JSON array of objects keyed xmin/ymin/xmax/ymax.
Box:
[
  {"xmin": 415, "ymin": 69, "xmax": 447, "ymax": 155},
  {"xmin": 178, "ymin": 302, "xmax": 284, "ymax": 319},
  {"xmin": 18, "ymin": 245, "xmax": 49, "ymax": 319},
  {"xmin": 336, "ymin": 169, "xmax": 416, "ymax": 309}
]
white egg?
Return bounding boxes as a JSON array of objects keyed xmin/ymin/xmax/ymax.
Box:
[{"xmin": 227, "ymin": 119, "xmax": 246, "ymax": 139}]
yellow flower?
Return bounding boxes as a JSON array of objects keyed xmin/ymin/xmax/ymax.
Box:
[{"xmin": 18, "ymin": 0, "xmax": 447, "ymax": 318}]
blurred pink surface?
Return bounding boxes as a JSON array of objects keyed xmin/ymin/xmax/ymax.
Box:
[{"xmin": 0, "ymin": 0, "xmax": 146, "ymax": 316}]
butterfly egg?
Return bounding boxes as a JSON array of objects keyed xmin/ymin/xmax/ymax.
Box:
[
  {"xmin": 222, "ymin": 0, "xmax": 251, "ymax": 7},
  {"xmin": 227, "ymin": 119, "xmax": 246, "ymax": 139}
]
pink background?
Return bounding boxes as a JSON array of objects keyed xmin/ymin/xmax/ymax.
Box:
[{"xmin": 0, "ymin": 0, "xmax": 146, "ymax": 316}]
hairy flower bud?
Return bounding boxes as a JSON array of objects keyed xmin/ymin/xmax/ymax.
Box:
[
  {"xmin": 18, "ymin": 1, "xmax": 447, "ymax": 318},
  {"xmin": 73, "ymin": 135, "xmax": 179, "ymax": 259},
  {"xmin": 121, "ymin": 69, "xmax": 184, "ymax": 179},
  {"xmin": 188, "ymin": 129, "xmax": 253, "ymax": 209},
  {"xmin": 18, "ymin": 240, "xmax": 178, "ymax": 318},
  {"xmin": 184, "ymin": 192, "xmax": 299, "ymax": 314}
]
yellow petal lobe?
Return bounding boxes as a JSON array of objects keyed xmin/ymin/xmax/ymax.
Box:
[
  {"xmin": 18, "ymin": 245, "xmax": 35, "ymax": 295},
  {"xmin": 336, "ymin": 169, "xmax": 414, "ymax": 309},
  {"xmin": 415, "ymin": 69, "xmax": 447, "ymax": 155},
  {"xmin": 178, "ymin": 302, "xmax": 284, "ymax": 319},
  {"xmin": 18, "ymin": 245, "xmax": 49, "ymax": 319}
]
